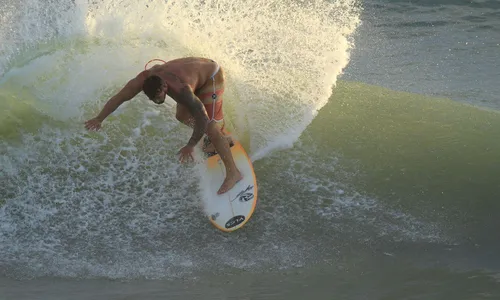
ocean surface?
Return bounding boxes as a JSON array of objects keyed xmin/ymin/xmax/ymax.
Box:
[{"xmin": 1, "ymin": 0, "xmax": 500, "ymax": 299}]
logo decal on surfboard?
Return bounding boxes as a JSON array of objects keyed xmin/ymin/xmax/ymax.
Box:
[
  {"xmin": 231, "ymin": 185, "xmax": 254, "ymax": 203},
  {"xmin": 225, "ymin": 215, "xmax": 246, "ymax": 229}
]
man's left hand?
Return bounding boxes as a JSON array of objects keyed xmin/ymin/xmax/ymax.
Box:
[{"xmin": 178, "ymin": 145, "xmax": 195, "ymax": 163}]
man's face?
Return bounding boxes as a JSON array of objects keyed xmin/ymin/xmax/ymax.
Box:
[{"xmin": 152, "ymin": 83, "xmax": 168, "ymax": 104}]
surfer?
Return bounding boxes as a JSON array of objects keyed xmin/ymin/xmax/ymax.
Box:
[{"xmin": 84, "ymin": 57, "xmax": 242, "ymax": 194}]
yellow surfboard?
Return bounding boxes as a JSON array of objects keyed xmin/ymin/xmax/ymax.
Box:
[{"xmin": 198, "ymin": 132, "xmax": 258, "ymax": 232}]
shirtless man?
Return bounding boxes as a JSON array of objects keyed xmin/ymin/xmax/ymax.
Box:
[{"xmin": 84, "ymin": 57, "xmax": 242, "ymax": 194}]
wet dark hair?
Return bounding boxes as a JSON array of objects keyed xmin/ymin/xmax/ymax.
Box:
[{"xmin": 142, "ymin": 75, "xmax": 163, "ymax": 100}]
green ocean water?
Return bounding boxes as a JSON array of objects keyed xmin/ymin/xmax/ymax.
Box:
[{"xmin": 315, "ymin": 81, "xmax": 500, "ymax": 237}]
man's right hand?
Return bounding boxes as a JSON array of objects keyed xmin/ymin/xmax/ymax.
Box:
[{"xmin": 84, "ymin": 118, "xmax": 102, "ymax": 131}]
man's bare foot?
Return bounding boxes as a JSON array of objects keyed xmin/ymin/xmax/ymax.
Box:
[
  {"xmin": 217, "ymin": 171, "xmax": 243, "ymax": 195},
  {"xmin": 203, "ymin": 136, "xmax": 233, "ymax": 153}
]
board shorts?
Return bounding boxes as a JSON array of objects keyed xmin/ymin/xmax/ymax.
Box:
[
  {"xmin": 196, "ymin": 60, "xmax": 225, "ymax": 123},
  {"xmin": 198, "ymin": 89, "xmax": 224, "ymax": 122}
]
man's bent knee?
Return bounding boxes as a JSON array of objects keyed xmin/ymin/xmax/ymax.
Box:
[
  {"xmin": 175, "ymin": 112, "xmax": 185, "ymax": 122},
  {"xmin": 176, "ymin": 105, "xmax": 194, "ymax": 125}
]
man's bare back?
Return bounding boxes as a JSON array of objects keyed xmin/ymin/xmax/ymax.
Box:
[{"xmin": 146, "ymin": 57, "xmax": 218, "ymax": 94}]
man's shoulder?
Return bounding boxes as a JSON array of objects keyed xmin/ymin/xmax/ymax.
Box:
[{"xmin": 135, "ymin": 69, "xmax": 151, "ymax": 80}]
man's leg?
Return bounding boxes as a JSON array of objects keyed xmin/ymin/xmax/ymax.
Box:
[
  {"xmin": 202, "ymin": 130, "xmax": 233, "ymax": 153},
  {"xmin": 206, "ymin": 121, "xmax": 242, "ymax": 194},
  {"xmin": 177, "ymin": 103, "xmax": 241, "ymax": 194},
  {"xmin": 194, "ymin": 64, "xmax": 241, "ymax": 194}
]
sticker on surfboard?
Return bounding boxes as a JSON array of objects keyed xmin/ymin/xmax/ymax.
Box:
[{"xmin": 197, "ymin": 134, "xmax": 258, "ymax": 232}]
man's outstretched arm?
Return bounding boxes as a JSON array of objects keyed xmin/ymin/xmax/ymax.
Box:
[{"xmin": 85, "ymin": 72, "xmax": 146, "ymax": 130}]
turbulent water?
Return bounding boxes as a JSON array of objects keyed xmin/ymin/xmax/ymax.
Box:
[{"xmin": 1, "ymin": 0, "xmax": 500, "ymax": 299}]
